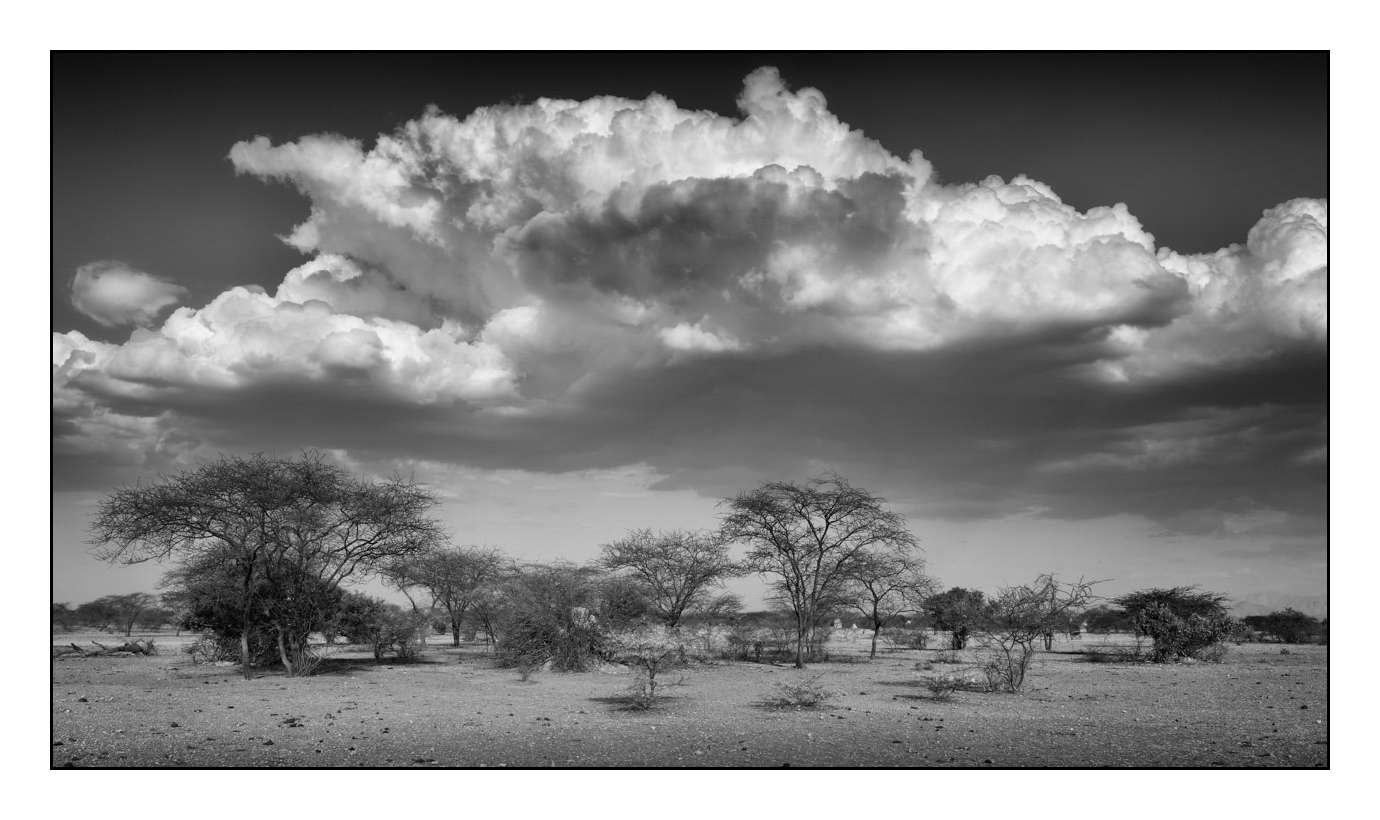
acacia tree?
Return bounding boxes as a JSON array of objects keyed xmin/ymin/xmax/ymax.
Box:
[
  {"xmin": 599, "ymin": 529, "xmax": 743, "ymax": 627},
  {"xmin": 923, "ymin": 587, "xmax": 987, "ymax": 650},
  {"xmin": 1242, "ymin": 608, "xmax": 1323, "ymax": 644},
  {"xmin": 76, "ymin": 593, "xmax": 155, "ymax": 636},
  {"xmin": 1114, "ymin": 587, "xmax": 1238, "ymax": 662},
  {"xmin": 387, "ymin": 546, "xmax": 508, "ymax": 646},
  {"xmin": 720, "ymin": 474, "xmax": 918, "ymax": 668},
  {"xmin": 92, "ymin": 452, "xmax": 444, "ymax": 678},
  {"xmin": 839, "ymin": 547, "xmax": 934, "ymax": 659}
]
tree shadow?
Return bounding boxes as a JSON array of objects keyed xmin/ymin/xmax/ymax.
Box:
[
  {"xmin": 587, "ymin": 694, "xmax": 687, "ymax": 713},
  {"xmin": 873, "ymin": 678, "xmax": 925, "ymax": 688},
  {"xmin": 307, "ymin": 656, "xmax": 448, "ymax": 677}
]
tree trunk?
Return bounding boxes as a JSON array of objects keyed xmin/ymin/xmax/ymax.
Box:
[
  {"xmin": 239, "ymin": 569, "xmax": 255, "ymax": 680},
  {"xmin": 276, "ymin": 628, "xmax": 294, "ymax": 676},
  {"xmin": 794, "ymin": 610, "xmax": 807, "ymax": 668},
  {"xmin": 870, "ymin": 627, "xmax": 880, "ymax": 659},
  {"xmin": 452, "ymin": 622, "xmax": 461, "ymax": 648},
  {"xmin": 239, "ymin": 615, "xmax": 253, "ymax": 681}
]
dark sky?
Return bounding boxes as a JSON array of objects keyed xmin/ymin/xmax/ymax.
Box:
[{"xmin": 52, "ymin": 52, "xmax": 1327, "ymax": 340}]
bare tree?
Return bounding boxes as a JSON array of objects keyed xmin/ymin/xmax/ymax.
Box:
[
  {"xmin": 599, "ymin": 529, "xmax": 742, "ymax": 627},
  {"xmin": 975, "ymin": 574, "xmax": 1096, "ymax": 692},
  {"xmin": 720, "ymin": 474, "xmax": 918, "ymax": 668},
  {"xmin": 387, "ymin": 546, "xmax": 507, "ymax": 646},
  {"xmin": 839, "ymin": 547, "xmax": 935, "ymax": 659},
  {"xmin": 92, "ymin": 452, "xmax": 444, "ymax": 678}
]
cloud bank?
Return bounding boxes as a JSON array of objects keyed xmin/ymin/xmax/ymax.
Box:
[
  {"xmin": 70, "ymin": 261, "xmax": 188, "ymax": 327},
  {"xmin": 53, "ymin": 67, "xmax": 1326, "ymax": 536}
]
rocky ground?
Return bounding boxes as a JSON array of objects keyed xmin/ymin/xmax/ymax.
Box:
[{"xmin": 51, "ymin": 632, "xmax": 1327, "ymax": 768}]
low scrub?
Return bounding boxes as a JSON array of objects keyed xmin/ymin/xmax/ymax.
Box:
[
  {"xmin": 183, "ymin": 634, "xmax": 239, "ymax": 665},
  {"xmin": 764, "ymin": 675, "xmax": 834, "ymax": 709},
  {"xmin": 922, "ymin": 674, "xmax": 965, "ymax": 701}
]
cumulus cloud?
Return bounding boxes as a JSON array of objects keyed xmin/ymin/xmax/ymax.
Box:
[
  {"xmin": 70, "ymin": 261, "xmax": 188, "ymax": 327},
  {"xmin": 53, "ymin": 67, "xmax": 1327, "ymax": 533}
]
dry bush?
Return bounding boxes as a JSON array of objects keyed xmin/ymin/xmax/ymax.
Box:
[
  {"xmin": 607, "ymin": 624, "xmax": 688, "ymax": 710},
  {"xmin": 975, "ymin": 575, "xmax": 1096, "ymax": 693},
  {"xmin": 184, "ymin": 635, "xmax": 238, "ymax": 664},
  {"xmin": 922, "ymin": 674, "xmax": 964, "ymax": 701},
  {"xmin": 764, "ymin": 675, "xmax": 834, "ymax": 709}
]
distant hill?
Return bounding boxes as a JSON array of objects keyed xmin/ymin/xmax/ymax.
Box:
[{"xmin": 1230, "ymin": 593, "xmax": 1328, "ymax": 619}]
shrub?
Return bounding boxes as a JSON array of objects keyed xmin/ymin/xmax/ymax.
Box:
[
  {"xmin": 764, "ymin": 675, "xmax": 834, "ymax": 709},
  {"xmin": 1115, "ymin": 587, "xmax": 1239, "ymax": 663},
  {"xmin": 607, "ymin": 625, "xmax": 688, "ymax": 709},
  {"xmin": 1192, "ymin": 642, "xmax": 1229, "ymax": 663},
  {"xmin": 719, "ymin": 624, "xmax": 794, "ymax": 663},
  {"xmin": 1133, "ymin": 602, "xmax": 1239, "ymax": 662},
  {"xmin": 883, "ymin": 627, "xmax": 928, "ymax": 651},
  {"xmin": 922, "ymin": 674, "xmax": 964, "ymax": 701},
  {"xmin": 973, "ymin": 575, "xmax": 1096, "ymax": 693},
  {"xmin": 496, "ymin": 563, "xmax": 610, "ymax": 672},
  {"xmin": 514, "ymin": 656, "xmax": 542, "ymax": 682},
  {"xmin": 930, "ymin": 650, "xmax": 961, "ymax": 665},
  {"xmin": 332, "ymin": 593, "xmax": 421, "ymax": 660},
  {"xmin": 184, "ymin": 635, "xmax": 237, "ymax": 664}
]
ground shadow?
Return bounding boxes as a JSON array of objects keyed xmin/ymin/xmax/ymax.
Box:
[
  {"xmin": 308, "ymin": 656, "xmax": 449, "ymax": 677},
  {"xmin": 588, "ymin": 694, "xmax": 688, "ymax": 713}
]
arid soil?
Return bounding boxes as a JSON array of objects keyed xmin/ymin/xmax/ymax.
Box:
[{"xmin": 51, "ymin": 631, "xmax": 1327, "ymax": 768}]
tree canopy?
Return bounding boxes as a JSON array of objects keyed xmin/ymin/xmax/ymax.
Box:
[
  {"xmin": 599, "ymin": 528, "xmax": 742, "ymax": 627},
  {"xmin": 92, "ymin": 451, "xmax": 445, "ymax": 677},
  {"xmin": 720, "ymin": 473, "xmax": 917, "ymax": 667}
]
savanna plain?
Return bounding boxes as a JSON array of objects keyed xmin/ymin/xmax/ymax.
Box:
[{"xmin": 52, "ymin": 630, "xmax": 1327, "ymax": 768}]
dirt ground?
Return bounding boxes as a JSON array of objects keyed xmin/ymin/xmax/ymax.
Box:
[{"xmin": 51, "ymin": 630, "xmax": 1327, "ymax": 768}]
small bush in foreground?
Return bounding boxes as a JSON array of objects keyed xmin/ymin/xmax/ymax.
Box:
[
  {"xmin": 764, "ymin": 675, "xmax": 833, "ymax": 709},
  {"xmin": 184, "ymin": 635, "xmax": 237, "ymax": 664},
  {"xmin": 607, "ymin": 624, "xmax": 688, "ymax": 710}
]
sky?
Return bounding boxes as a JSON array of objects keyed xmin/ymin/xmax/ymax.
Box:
[{"xmin": 51, "ymin": 52, "xmax": 1328, "ymax": 612}]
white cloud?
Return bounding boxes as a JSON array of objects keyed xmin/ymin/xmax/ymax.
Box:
[
  {"xmin": 70, "ymin": 261, "xmax": 188, "ymax": 327},
  {"xmin": 57, "ymin": 284, "xmax": 518, "ymax": 405},
  {"xmin": 55, "ymin": 67, "xmax": 1327, "ymax": 526}
]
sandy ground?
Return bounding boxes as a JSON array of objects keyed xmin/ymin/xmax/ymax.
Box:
[{"xmin": 51, "ymin": 630, "xmax": 1327, "ymax": 768}]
